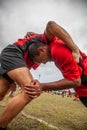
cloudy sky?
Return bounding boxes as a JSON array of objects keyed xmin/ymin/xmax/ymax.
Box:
[{"xmin": 0, "ymin": 0, "xmax": 87, "ymax": 83}]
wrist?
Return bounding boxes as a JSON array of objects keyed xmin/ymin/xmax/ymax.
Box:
[
  {"xmin": 72, "ymin": 43, "xmax": 79, "ymax": 53},
  {"xmin": 41, "ymin": 83, "xmax": 44, "ymax": 91}
]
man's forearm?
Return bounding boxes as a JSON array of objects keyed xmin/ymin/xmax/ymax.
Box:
[
  {"xmin": 45, "ymin": 21, "xmax": 79, "ymax": 52},
  {"xmin": 45, "ymin": 21, "xmax": 82, "ymax": 63},
  {"xmin": 41, "ymin": 78, "xmax": 81, "ymax": 91}
]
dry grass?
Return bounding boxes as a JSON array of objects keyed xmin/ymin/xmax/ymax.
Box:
[
  {"xmin": 0, "ymin": 92, "xmax": 87, "ymax": 130},
  {"xmin": 24, "ymin": 93, "xmax": 87, "ymax": 130}
]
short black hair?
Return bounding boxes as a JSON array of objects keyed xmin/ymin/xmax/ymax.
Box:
[{"xmin": 28, "ymin": 40, "xmax": 45, "ymax": 61}]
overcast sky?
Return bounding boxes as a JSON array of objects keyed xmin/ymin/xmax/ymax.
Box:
[{"xmin": 0, "ymin": 0, "xmax": 87, "ymax": 83}]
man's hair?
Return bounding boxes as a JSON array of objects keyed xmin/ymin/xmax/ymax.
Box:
[{"xmin": 28, "ymin": 40, "xmax": 45, "ymax": 61}]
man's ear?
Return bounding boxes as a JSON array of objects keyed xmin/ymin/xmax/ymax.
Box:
[{"xmin": 38, "ymin": 46, "xmax": 45, "ymax": 53}]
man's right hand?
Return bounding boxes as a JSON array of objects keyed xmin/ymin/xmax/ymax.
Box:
[
  {"xmin": 72, "ymin": 50, "xmax": 82, "ymax": 63},
  {"xmin": 24, "ymin": 80, "xmax": 42, "ymax": 99}
]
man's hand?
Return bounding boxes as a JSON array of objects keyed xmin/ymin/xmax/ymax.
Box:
[
  {"xmin": 72, "ymin": 50, "xmax": 82, "ymax": 63},
  {"xmin": 24, "ymin": 32, "xmax": 36, "ymax": 38},
  {"xmin": 24, "ymin": 80, "xmax": 42, "ymax": 99}
]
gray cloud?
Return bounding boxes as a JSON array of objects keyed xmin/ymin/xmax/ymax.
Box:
[{"xmin": 0, "ymin": 0, "xmax": 87, "ymax": 80}]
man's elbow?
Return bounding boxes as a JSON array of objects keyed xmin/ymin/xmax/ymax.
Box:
[
  {"xmin": 45, "ymin": 21, "xmax": 56, "ymax": 40},
  {"xmin": 74, "ymin": 78, "xmax": 81, "ymax": 87},
  {"xmin": 46, "ymin": 21, "xmax": 56, "ymax": 28}
]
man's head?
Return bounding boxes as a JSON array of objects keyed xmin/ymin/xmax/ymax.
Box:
[{"xmin": 28, "ymin": 41, "xmax": 51, "ymax": 64}]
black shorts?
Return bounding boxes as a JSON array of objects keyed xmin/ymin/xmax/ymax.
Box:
[
  {"xmin": 0, "ymin": 44, "xmax": 27, "ymax": 83},
  {"xmin": 79, "ymin": 97, "xmax": 87, "ymax": 107}
]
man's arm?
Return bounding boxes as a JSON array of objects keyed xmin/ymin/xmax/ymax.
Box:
[
  {"xmin": 45, "ymin": 21, "xmax": 82, "ymax": 63},
  {"xmin": 24, "ymin": 78, "xmax": 81, "ymax": 94},
  {"xmin": 24, "ymin": 21, "xmax": 82, "ymax": 63},
  {"xmin": 41, "ymin": 78, "xmax": 81, "ymax": 91}
]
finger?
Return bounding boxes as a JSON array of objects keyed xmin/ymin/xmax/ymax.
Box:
[
  {"xmin": 24, "ymin": 85, "xmax": 40, "ymax": 89},
  {"xmin": 24, "ymin": 83, "xmax": 37, "ymax": 88},
  {"xmin": 27, "ymin": 95, "xmax": 39, "ymax": 99},
  {"xmin": 29, "ymin": 32, "xmax": 35, "ymax": 35},
  {"xmin": 30, "ymin": 81, "xmax": 36, "ymax": 85},
  {"xmin": 76, "ymin": 57, "xmax": 79, "ymax": 63},
  {"xmin": 25, "ymin": 32, "xmax": 35, "ymax": 38},
  {"xmin": 30, "ymin": 79, "xmax": 39, "ymax": 85},
  {"xmin": 25, "ymin": 91, "xmax": 41, "ymax": 97},
  {"xmin": 76, "ymin": 55, "xmax": 82, "ymax": 63},
  {"xmin": 24, "ymin": 86, "xmax": 41, "ymax": 92},
  {"xmin": 80, "ymin": 55, "xmax": 82, "ymax": 60},
  {"xmin": 25, "ymin": 91, "xmax": 41, "ymax": 94},
  {"xmin": 24, "ymin": 87, "xmax": 41, "ymax": 93},
  {"xmin": 24, "ymin": 87, "xmax": 39, "ymax": 92},
  {"xmin": 24, "ymin": 32, "xmax": 31, "ymax": 38}
]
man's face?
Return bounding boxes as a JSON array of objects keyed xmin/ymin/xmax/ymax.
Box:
[{"xmin": 33, "ymin": 46, "xmax": 51, "ymax": 64}]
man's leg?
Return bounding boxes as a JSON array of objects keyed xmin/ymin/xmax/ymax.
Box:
[
  {"xmin": 0, "ymin": 77, "xmax": 10, "ymax": 101},
  {"xmin": 0, "ymin": 67, "xmax": 37, "ymax": 128},
  {"xmin": 8, "ymin": 83, "xmax": 16, "ymax": 98},
  {"xmin": 0, "ymin": 77, "xmax": 11, "ymax": 130}
]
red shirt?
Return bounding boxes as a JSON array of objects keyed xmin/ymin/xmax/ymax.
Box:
[
  {"xmin": 49, "ymin": 37, "xmax": 87, "ymax": 97},
  {"xmin": 50, "ymin": 37, "xmax": 82, "ymax": 80}
]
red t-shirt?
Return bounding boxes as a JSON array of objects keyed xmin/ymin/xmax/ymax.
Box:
[{"xmin": 49, "ymin": 37, "xmax": 87, "ymax": 97}]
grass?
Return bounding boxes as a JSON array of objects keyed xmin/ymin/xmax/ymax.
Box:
[{"xmin": 0, "ymin": 92, "xmax": 87, "ymax": 130}]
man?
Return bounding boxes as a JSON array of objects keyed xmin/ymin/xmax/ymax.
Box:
[
  {"xmin": 0, "ymin": 21, "xmax": 81, "ymax": 129},
  {"xmin": 25, "ymin": 22, "xmax": 87, "ymax": 107}
]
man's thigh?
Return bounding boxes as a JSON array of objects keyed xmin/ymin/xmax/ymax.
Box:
[{"xmin": 7, "ymin": 67, "xmax": 33, "ymax": 87}]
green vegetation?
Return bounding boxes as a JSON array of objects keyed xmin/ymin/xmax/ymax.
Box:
[{"xmin": 0, "ymin": 93, "xmax": 87, "ymax": 130}]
